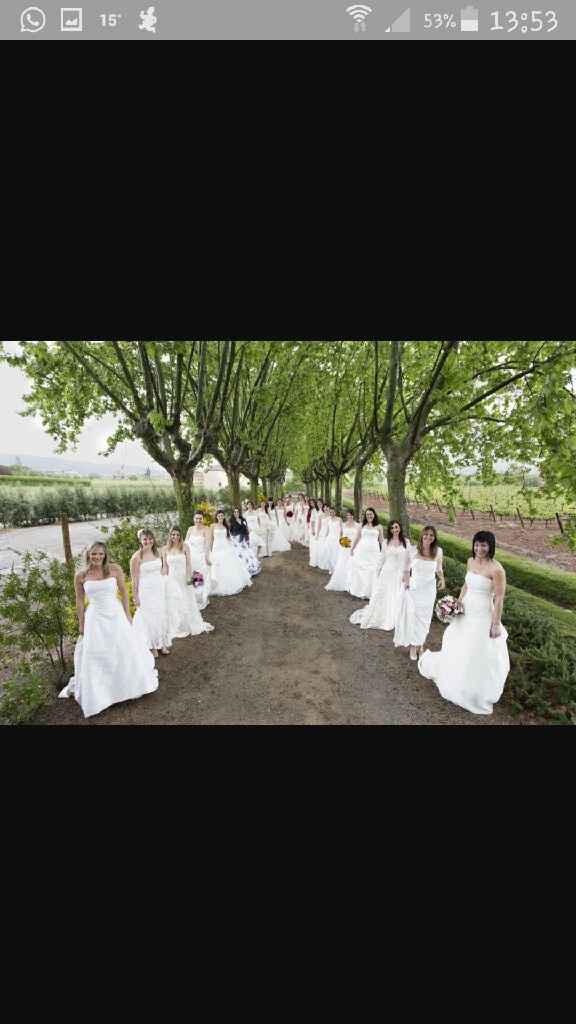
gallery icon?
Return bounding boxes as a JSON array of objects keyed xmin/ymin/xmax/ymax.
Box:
[
  {"xmin": 20, "ymin": 6, "xmax": 47, "ymax": 33},
  {"xmin": 139, "ymin": 6, "xmax": 158, "ymax": 33},
  {"xmin": 61, "ymin": 7, "xmax": 83, "ymax": 32}
]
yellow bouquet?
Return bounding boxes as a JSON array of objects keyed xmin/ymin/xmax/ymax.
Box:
[{"xmin": 339, "ymin": 536, "xmax": 351, "ymax": 548}]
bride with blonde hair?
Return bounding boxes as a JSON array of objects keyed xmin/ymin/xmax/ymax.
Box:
[{"xmin": 59, "ymin": 541, "xmax": 158, "ymax": 718}]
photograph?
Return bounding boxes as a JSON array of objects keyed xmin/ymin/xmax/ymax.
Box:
[{"xmin": 1, "ymin": 338, "xmax": 575, "ymax": 727}]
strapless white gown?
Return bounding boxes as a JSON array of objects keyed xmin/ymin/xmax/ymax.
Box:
[
  {"xmin": 244, "ymin": 511, "xmax": 266, "ymax": 555},
  {"xmin": 348, "ymin": 526, "xmax": 381, "ymax": 599},
  {"xmin": 165, "ymin": 552, "xmax": 214, "ymax": 640},
  {"xmin": 185, "ymin": 531, "xmax": 212, "ymax": 610},
  {"xmin": 270, "ymin": 509, "xmax": 291, "ymax": 553},
  {"xmin": 132, "ymin": 557, "xmax": 171, "ymax": 651},
  {"xmin": 325, "ymin": 523, "xmax": 359, "ymax": 591},
  {"xmin": 58, "ymin": 577, "xmax": 158, "ymax": 718},
  {"xmin": 418, "ymin": 571, "xmax": 510, "ymax": 715},
  {"xmin": 394, "ymin": 551, "xmax": 442, "ymax": 648},
  {"xmin": 350, "ymin": 541, "xmax": 411, "ymax": 629},
  {"xmin": 318, "ymin": 518, "xmax": 342, "ymax": 572},
  {"xmin": 308, "ymin": 510, "xmax": 320, "ymax": 566},
  {"xmin": 210, "ymin": 527, "xmax": 253, "ymax": 596}
]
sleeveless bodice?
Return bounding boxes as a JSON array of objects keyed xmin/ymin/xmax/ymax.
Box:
[
  {"xmin": 167, "ymin": 551, "xmax": 187, "ymax": 582},
  {"xmin": 84, "ymin": 576, "xmax": 120, "ymax": 614}
]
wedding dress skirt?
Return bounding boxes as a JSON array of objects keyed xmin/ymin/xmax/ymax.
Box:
[
  {"xmin": 185, "ymin": 531, "xmax": 212, "ymax": 610},
  {"xmin": 325, "ymin": 524, "xmax": 359, "ymax": 591},
  {"xmin": 232, "ymin": 536, "xmax": 262, "ymax": 576},
  {"xmin": 210, "ymin": 527, "xmax": 253, "ymax": 596},
  {"xmin": 318, "ymin": 520, "xmax": 342, "ymax": 572},
  {"xmin": 132, "ymin": 558, "xmax": 171, "ymax": 651},
  {"xmin": 165, "ymin": 552, "xmax": 214, "ymax": 640},
  {"xmin": 58, "ymin": 577, "xmax": 158, "ymax": 718},
  {"xmin": 308, "ymin": 511, "xmax": 320, "ymax": 567},
  {"xmin": 244, "ymin": 512, "xmax": 266, "ymax": 555},
  {"xmin": 418, "ymin": 571, "xmax": 510, "ymax": 715},
  {"xmin": 350, "ymin": 542, "xmax": 409, "ymax": 629},
  {"xmin": 270, "ymin": 510, "xmax": 291, "ymax": 553},
  {"xmin": 393, "ymin": 553, "xmax": 441, "ymax": 648},
  {"xmin": 348, "ymin": 526, "xmax": 381, "ymax": 599}
]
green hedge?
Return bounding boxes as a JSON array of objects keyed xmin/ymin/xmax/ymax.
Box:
[
  {"xmin": 410, "ymin": 524, "xmax": 576, "ymax": 612},
  {"xmin": 441, "ymin": 556, "xmax": 576, "ymax": 722},
  {"xmin": 0, "ymin": 475, "xmax": 92, "ymax": 487},
  {"xmin": 0, "ymin": 486, "xmax": 176, "ymax": 528}
]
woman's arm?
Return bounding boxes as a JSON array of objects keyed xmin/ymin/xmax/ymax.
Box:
[
  {"xmin": 185, "ymin": 545, "xmax": 192, "ymax": 583},
  {"xmin": 435, "ymin": 547, "xmax": 445, "ymax": 591},
  {"xmin": 130, "ymin": 552, "xmax": 141, "ymax": 607},
  {"xmin": 402, "ymin": 546, "xmax": 412, "ymax": 588},
  {"xmin": 161, "ymin": 550, "xmax": 169, "ymax": 576},
  {"xmin": 114, "ymin": 565, "xmax": 132, "ymax": 623},
  {"xmin": 490, "ymin": 565, "xmax": 506, "ymax": 638},
  {"xmin": 350, "ymin": 526, "xmax": 362, "ymax": 555},
  {"xmin": 456, "ymin": 559, "xmax": 470, "ymax": 609},
  {"xmin": 74, "ymin": 573, "xmax": 86, "ymax": 635}
]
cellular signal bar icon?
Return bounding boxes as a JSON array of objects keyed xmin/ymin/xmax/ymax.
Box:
[
  {"xmin": 346, "ymin": 5, "xmax": 373, "ymax": 32},
  {"xmin": 385, "ymin": 8, "xmax": 411, "ymax": 33}
]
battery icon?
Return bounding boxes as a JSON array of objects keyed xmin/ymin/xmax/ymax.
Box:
[{"xmin": 460, "ymin": 5, "xmax": 479, "ymax": 31}]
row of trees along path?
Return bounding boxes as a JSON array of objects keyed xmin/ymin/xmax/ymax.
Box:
[{"xmin": 2, "ymin": 340, "xmax": 576, "ymax": 538}]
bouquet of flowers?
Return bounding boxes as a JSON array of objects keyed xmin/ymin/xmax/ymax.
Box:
[
  {"xmin": 286, "ymin": 510, "xmax": 294, "ymax": 518},
  {"xmin": 189, "ymin": 571, "xmax": 204, "ymax": 588},
  {"xmin": 435, "ymin": 594, "xmax": 463, "ymax": 624},
  {"xmin": 339, "ymin": 536, "xmax": 351, "ymax": 548}
]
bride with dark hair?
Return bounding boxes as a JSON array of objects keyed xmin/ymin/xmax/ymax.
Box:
[
  {"xmin": 229, "ymin": 507, "xmax": 262, "ymax": 576},
  {"xmin": 209, "ymin": 510, "xmax": 253, "ymax": 596}
]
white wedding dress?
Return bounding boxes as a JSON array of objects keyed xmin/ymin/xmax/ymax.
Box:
[
  {"xmin": 210, "ymin": 526, "xmax": 253, "ymax": 596},
  {"xmin": 270, "ymin": 508, "xmax": 291, "ymax": 553},
  {"xmin": 325, "ymin": 522, "xmax": 360, "ymax": 591},
  {"xmin": 232, "ymin": 535, "xmax": 262, "ymax": 576},
  {"xmin": 58, "ymin": 577, "xmax": 158, "ymax": 718},
  {"xmin": 308, "ymin": 509, "xmax": 320, "ymax": 566},
  {"xmin": 132, "ymin": 557, "xmax": 171, "ymax": 651},
  {"xmin": 348, "ymin": 525, "xmax": 381, "ymax": 599},
  {"xmin": 350, "ymin": 540, "xmax": 412, "ymax": 629},
  {"xmin": 394, "ymin": 549, "xmax": 442, "ymax": 648},
  {"xmin": 165, "ymin": 552, "xmax": 214, "ymax": 640},
  {"xmin": 244, "ymin": 511, "xmax": 266, "ymax": 555},
  {"xmin": 318, "ymin": 518, "xmax": 342, "ymax": 572},
  {"xmin": 185, "ymin": 530, "xmax": 212, "ymax": 610},
  {"xmin": 418, "ymin": 571, "xmax": 510, "ymax": 715}
]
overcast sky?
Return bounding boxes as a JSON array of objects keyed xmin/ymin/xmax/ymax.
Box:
[{"xmin": 0, "ymin": 342, "xmax": 157, "ymax": 467}]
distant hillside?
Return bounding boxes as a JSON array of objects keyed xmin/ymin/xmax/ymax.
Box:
[{"xmin": 0, "ymin": 453, "xmax": 169, "ymax": 479}]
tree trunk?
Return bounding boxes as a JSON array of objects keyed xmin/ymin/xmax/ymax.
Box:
[
  {"xmin": 334, "ymin": 475, "xmax": 343, "ymax": 512},
  {"xmin": 353, "ymin": 464, "xmax": 363, "ymax": 523},
  {"xmin": 225, "ymin": 467, "xmax": 242, "ymax": 510},
  {"xmin": 249, "ymin": 476, "xmax": 259, "ymax": 504},
  {"xmin": 172, "ymin": 471, "xmax": 195, "ymax": 536},
  {"xmin": 60, "ymin": 514, "xmax": 73, "ymax": 566},
  {"xmin": 386, "ymin": 450, "xmax": 410, "ymax": 534}
]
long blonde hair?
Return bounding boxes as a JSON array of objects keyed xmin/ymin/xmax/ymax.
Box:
[
  {"xmin": 139, "ymin": 528, "xmax": 160, "ymax": 559},
  {"xmin": 166, "ymin": 524, "xmax": 184, "ymax": 553},
  {"xmin": 82, "ymin": 542, "xmax": 111, "ymax": 580}
]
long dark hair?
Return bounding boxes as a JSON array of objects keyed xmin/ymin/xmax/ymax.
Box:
[
  {"xmin": 417, "ymin": 524, "xmax": 438, "ymax": 558},
  {"xmin": 307, "ymin": 499, "xmax": 318, "ymax": 523},
  {"xmin": 215, "ymin": 509, "xmax": 230, "ymax": 538},
  {"xmin": 387, "ymin": 519, "xmax": 407, "ymax": 548},
  {"xmin": 229, "ymin": 510, "xmax": 249, "ymax": 542},
  {"xmin": 362, "ymin": 507, "xmax": 379, "ymax": 527}
]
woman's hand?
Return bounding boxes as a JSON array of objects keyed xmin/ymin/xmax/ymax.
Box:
[
  {"xmin": 403, "ymin": 572, "xmax": 410, "ymax": 590},
  {"xmin": 437, "ymin": 577, "xmax": 445, "ymax": 592},
  {"xmin": 134, "ymin": 593, "xmax": 140, "ymax": 607},
  {"xmin": 490, "ymin": 622, "xmax": 502, "ymax": 639}
]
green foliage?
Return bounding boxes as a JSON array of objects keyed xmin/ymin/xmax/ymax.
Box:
[
  {"xmin": 552, "ymin": 519, "xmax": 576, "ymax": 554},
  {"xmin": 0, "ymin": 552, "xmax": 80, "ymax": 684},
  {"xmin": 441, "ymin": 556, "xmax": 576, "ymax": 723},
  {"xmin": 0, "ymin": 475, "xmax": 92, "ymax": 487},
  {"xmin": 411, "ymin": 524, "xmax": 576, "ymax": 613},
  {"xmin": 100, "ymin": 512, "xmax": 180, "ymax": 574},
  {"xmin": 0, "ymin": 658, "xmax": 53, "ymax": 726},
  {"xmin": 0, "ymin": 485, "xmax": 176, "ymax": 528}
]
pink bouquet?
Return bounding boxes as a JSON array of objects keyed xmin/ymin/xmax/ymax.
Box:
[
  {"xmin": 286, "ymin": 510, "xmax": 294, "ymax": 518},
  {"xmin": 189, "ymin": 571, "xmax": 204, "ymax": 588},
  {"xmin": 435, "ymin": 595, "xmax": 463, "ymax": 624}
]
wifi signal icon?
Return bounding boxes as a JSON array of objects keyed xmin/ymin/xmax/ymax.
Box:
[{"xmin": 346, "ymin": 4, "xmax": 373, "ymax": 32}]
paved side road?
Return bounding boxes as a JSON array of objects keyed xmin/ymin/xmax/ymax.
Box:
[
  {"xmin": 0, "ymin": 518, "xmax": 124, "ymax": 575},
  {"xmin": 30, "ymin": 543, "xmax": 540, "ymax": 726}
]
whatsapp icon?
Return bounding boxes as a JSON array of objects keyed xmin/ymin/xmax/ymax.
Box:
[{"xmin": 20, "ymin": 7, "xmax": 47, "ymax": 33}]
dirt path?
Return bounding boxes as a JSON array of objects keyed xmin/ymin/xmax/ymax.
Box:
[{"xmin": 30, "ymin": 545, "xmax": 539, "ymax": 726}]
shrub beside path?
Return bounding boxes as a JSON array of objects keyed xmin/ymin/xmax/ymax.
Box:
[{"xmin": 30, "ymin": 545, "xmax": 540, "ymax": 726}]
